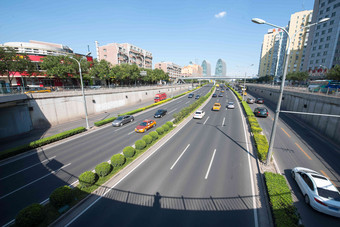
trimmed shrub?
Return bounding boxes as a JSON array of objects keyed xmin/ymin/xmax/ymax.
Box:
[
  {"xmin": 94, "ymin": 116, "xmax": 117, "ymax": 127},
  {"xmin": 166, "ymin": 121, "xmax": 173, "ymax": 128},
  {"xmin": 123, "ymin": 146, "xmax": 136, "ymax": 158},
  {"xmin": 110, "ymin": 154, "xmax": 126, "ymax": 167},
  {"xmin": 264, "ymin": 172, "xmax": 299, "ymax": 227},
  {"xmin": 242, "ymin": 101, "xmax": 254, "ymax": 116},
  {"xmin": 149, "ymin": 131, "xmax": 159, "ymax": 140},
  {"xmin": 95, "ymin": 162, "xmax": 112, "ymax": 177},
  {"xmin": 162, "ymin": 124, "xmax": 170, "ymax": 132},
  {"xmin": 254, "ymin": 133, "xmax": 269, "ymax": 161},
  {"xmin": 135, "ymin": 139, "xmax": 147, "ymax": 150},
  {"xmin": 15, "ymin": 203, "xmax": 45, "ymax": 227},
  {"xmin": 79, "ymin": 171, "xmax": 97, "ymax": 188},
  {"xmin": 142, "ymin": 135, "xmax": 153, "ymax": 144},
  {"xmin": 49, "ymin": 185, "xmax": 74, "ymax": 209},
  {"xmin": 156, "ymin": 127, "xmax": 164, "ymax": 135}
]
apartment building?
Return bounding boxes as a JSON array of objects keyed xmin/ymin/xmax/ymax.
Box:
[
  {"xmin": 96, "ymin": 42, "xmax": 153, "ymax": 69},
  {"xmin": 154, "ymin": 62, "xmax": 182, "ymax": 78},
  {"xmin": 181, "ymin": 64, "xmax": 203, "ymax": 77}
]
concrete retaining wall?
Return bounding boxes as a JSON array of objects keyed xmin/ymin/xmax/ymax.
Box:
[
  {"xmin": 28, "ymin": 85, "xmax": 190, "ymax": 128},
  {"xmin": 247, "ymin": 85, "xmax": 340, "ymax": 144}
]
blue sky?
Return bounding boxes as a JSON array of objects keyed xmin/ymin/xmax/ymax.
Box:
[{"xmin": 1, "ymin": 0, "xmax": 314, "ymax": 77}]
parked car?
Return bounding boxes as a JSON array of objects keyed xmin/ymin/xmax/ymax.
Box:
[
  {"xmin": 195, "ymin": 95, "xmax": 201, "ymax": 99},
  {"xmin": 188, "ymin": 93, "xmax": 194, "ymax": 98},
  {"xmin": 256, "ymin": 98, "xmax": 264, "ymax": 104},
  {"xmin": 254, "ymin": 107, "xmax": 269, "ymax": 117},
  {"xmin": 154, "ymin": 109, "xmax": 167, "ymax": 118},
  {"xmin": 291, "ymin": 167, "xmax": 340, "ymax": 218},
  {"xmin": 212, "ymin": 103, "xmax": 221, "ymax": 111},
  {"xmin": 193, "ymin": 110, "xmax": 205, "ymax": 119},
  {"xmin": 212, "ymin": 93, "xmax": 217, "ymax": 97},
  {"xmin": 247, "ymin": 98, "xmax": 255, "ymax": 104},
  {"xmin": 227, "ymin": 102, "xmax": 235, "ymax": 109},
  {"xmin": 135, "ymin": 120, "xmax": 156, "ymax": 133},
  {"xmin": 112, "ymin": 115, "xmax": 134, "ymax": 127}
]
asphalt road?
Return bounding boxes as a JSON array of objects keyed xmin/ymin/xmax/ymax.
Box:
[
  {"xmin": 245, "ymin": 90, "xmax": 340, "ymax": 226},
  {"xmin": 61, "ymin": 86, "xmax": 267, "ymax": 227},
  {"xmin": 0, "ymin": 85, "xmax": 212, "ymax": 226}
]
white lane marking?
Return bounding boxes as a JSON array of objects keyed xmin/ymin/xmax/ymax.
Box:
[
  {"xmin": 232, "ymin": 90, "xmax": 258, "ymax": 227},
  {"xmin": 114, "ymin": 123, "xmax": 133, "ymax": 132},
  {"xmin": 168, "ymin": 108, "xmax": 178, "ymax": 114},
  {"xmin": 205, "ymin": 149, "xmax": 216, "ymax": 179},
  {"xmin": 185, "ymin": 101, "xmax": 190, "ymax": 104},
  {"xmin": 0, "ymin": 156, "xmax": 57, "ymax": 181},
  {"xmin": 222, "ymin": 117, "xmax": 225, "ymax": 126},
  {"xmin": 203, "ymin": 116, "xmax": 209, "ymax": 125},
  {"xmin": 0, "ymin": 163, "xmax": 71, "ymax": 200},
  {"xmin": 170, "ymin": 144, "xmax": 190, "ymax": 170},
  {"xmin": 128, "ymin": 131, "xmax": 135, "ymax": 135}
]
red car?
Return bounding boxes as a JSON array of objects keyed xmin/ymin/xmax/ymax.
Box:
[{"xmin": 135, "ymin": 120, "xmax": 156, "ymax": 133}]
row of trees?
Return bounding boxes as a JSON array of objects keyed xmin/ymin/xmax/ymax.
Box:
[{"xmin": 0, "ymin": 47, "xmax": 169, "ymax": 87}]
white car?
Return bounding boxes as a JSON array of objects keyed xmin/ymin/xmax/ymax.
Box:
[
  {"xmin": 227, "ymin": 102, "xmax": 235, "ymax": 109},
  {"xmin": 291, "ymin": 167, "xmax": 340, "ymax": 218},
  {"xmin": 193, "ymin": 110, "xmax": 205, "ymax": 119}
]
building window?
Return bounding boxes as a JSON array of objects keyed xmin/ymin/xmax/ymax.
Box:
[
  {"xmin": 327, "ymin": 36, "xmax": 331, "ymax": 41},
  {"xmin": 328, "ymin": 28, "xmax": 333, "ymax": 33},
  {"xmin": 316, "ymin": 59, "xmax": 319, "ymax": 64},
  {"xmin": 322, "ymin": 30, "xmax": 326, "ymax": 35},
  {"xmin": 324, "ymin": 51, "xmax": 328, "ymax": 55},
  {"xmin": 331, "ymin": 12, "xmax": 336, "ymax": 17},
  {"xmin": 317, "ymin": 52, "xmax": 321, "ymax": 56},
  {"xmin": 317, "ymin": 25, "xmax": 321, "ymax": 30},
  {"xmin": 334, "ymin": 2, "xmax": 340, "ymax": 8},
  {"xmin": 328, "ymin": 0, "xmax": 336, "ymax": 4},
  {"xmin": 325, "ymin": 43, "xmax": 329, "ymax": 48},
  {"xmin": 320, "ymin": 10, "xmax": 324, "ymax": 14},
  {"xmin": 319, "ymin": 45, "xmax": 323, "ymax": 49},
  {"xmin": 314, "ymin": 39, "xmax": 318, "ymax": 44},
  {"xmin": 103, "ymin": 49, "xmax": 107, "ymax": 52},
  {"xmin": 312, "ymin": 53, "xmax": 315, "ymax": 57},
  {"xmin": 322, "ymin": 59, "xmax": 326, "ymax": 63},
  {"xmin": 326, "ymin": 7, "xmax": 330, "ymax": 12},
  {"xmin": 321, "ymin": 2, "xmax": 325, "ymax": 7},
  {"xmin": 310, "ymin": 60, "xmax": 313, "ymax": 64},
  {"xmin": 320, "ymin": 38, "xmax": 324, "ymax": 42},
  {"xmin": 330, "ymin": 20, "xmax": 334, "ymax": 25},
  {"xmin": 104, "ymin": 55, "xmax": 107, "ymax": 58},
  {"xmin": 323, "ymin": 23, "xmax": 327, "ymax": 27},
  {"xmin": 313, "ymin": 46, "xmax": 316, "ymax": 51}
]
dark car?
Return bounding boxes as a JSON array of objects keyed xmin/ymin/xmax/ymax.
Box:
[
  {"xmin": 256, "ymin": 98, "xmax": 264, "ymax": 104},
  {"xmin": 112, "ymin": 115, "xmax": 134, "ymax": 126},
  {"xmin": 154, "ymin": 109, "xmax": 167, "ymax": 118},
  {"xmin": 212, "ymin": 93, "xmax": 217, "ymax": 97},
  {"xmin": 254, "ymin": 107, "xmax": 269, "ymax": 118},
  {"xmin": 188, "ymin": 93, "xmax": 194, "ymax": 98},
  {"xmin": 195, "ymin": 95, "xmax": 201, "ymax": 99}
]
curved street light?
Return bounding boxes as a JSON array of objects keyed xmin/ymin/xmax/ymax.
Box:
[{"xmin": 252, "ymin": 17, "xmax": 330, "ymax": 165}]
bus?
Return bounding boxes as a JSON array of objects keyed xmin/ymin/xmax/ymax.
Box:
[{"xmin": 308, "ymin": 80, "xmax": 340, "ymax": 93}]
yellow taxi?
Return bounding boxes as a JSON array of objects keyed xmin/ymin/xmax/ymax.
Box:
[
  {"xmin": 24, "ymin": 87, "xmax": 51, "ymax": 94},
  {"xmin": 135, "ymin": 119, "xmax": 156, "ymax": 133},
  {"xmin": 221, "ymin": 90, "xmax": 225, "ymax": 93},
  {"xmin": 212, "ymin": 103, "xmax": 221, "ymax": 111}
]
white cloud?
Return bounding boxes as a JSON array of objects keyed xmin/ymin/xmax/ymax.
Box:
[{"xmin": 215, "ymin": 11, "xmax": 226, "ymax": 18}]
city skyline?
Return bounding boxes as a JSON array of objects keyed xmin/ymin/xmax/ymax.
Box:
[{"xmin": 1, "ymin": 0, "xmax": 314, "ymax": 77}]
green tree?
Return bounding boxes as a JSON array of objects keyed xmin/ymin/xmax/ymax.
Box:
[
  {"xmin": 0, "ymin": 47, "xmax": 36, "ymax": 87},
  {"xmin": 286, "ymin": 71, "xmax": 309, "ymax": 82},
  {"xmin": 326, "ymin": 65, "xmax": 340, "ymax": 81},
  {"xmin": 88, "ymin": 59, "xmax": 112, "ymax": 85}
]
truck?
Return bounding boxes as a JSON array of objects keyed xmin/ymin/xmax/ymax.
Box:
[{"xmin": 154, "ymin": 93, "xmax": 167, "ymax": 103}]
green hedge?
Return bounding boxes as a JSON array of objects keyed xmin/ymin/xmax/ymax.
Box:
[
  {"xmin": 123, "ymin": 146, "xmax": 136, "ymax": 158},
  {"xmin": 94, "ymin": 116, "xmax": 117, "ymax": 127},
  {"xmin": 0, "ymin": 127, "xmax": 86, "ymax": 161},
  {"xmin": 111, "ymin": 154, "xmax": 126, "ymax": 167},
  {"xmin": 166, "ymin": 121, "xmax": 173, "ymax": 128},
  {"xmin": 162, "ymin": 124, "xmax": 170, "ymax": 132},
  {"xmin": 95, "ymin": 162, "xmax": 112, "ymax": 177},
  {"xmin": 156, "ymin": 127, "xmax": 164, "ymax": 135},
  {"xmin": 241, "ymin": 101, "xmax": 255, "ymax": 116},
  {"xmin": 254, "ymin": 133, "xmax": 269, "ymax": 161},
  {"xmin": 149, "ymin": 131, "xmax": 159, "ymax": 140},
  {"xmin": 135, "ymin": 139, "xmax": 147, "ymax": 150},
  {"xmin": 79, "ymin": 171, "xmax": 97, "ymax": 188},
  {"xmin": 15, "ymin": 203, "xmax": 45, "ymax": 227},
  {"xmin": 264, "ymin": 172, "xmax": 299, "ymax": 227},
  {"xmin": 49, "ymin": 185, "xmax": 74, "ymax": 209},
  {"xmin": 142, "ymin": 135, "xmax": 153, "ymax": 144}
]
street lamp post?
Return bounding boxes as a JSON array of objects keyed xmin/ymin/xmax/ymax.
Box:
[
  {"xmin": 252, "ymin": 17, "xmax": 329, "ymax": 165},
  {"xmin": 70, "ymin": 55, "xmax": 90, "ymax": 129}
]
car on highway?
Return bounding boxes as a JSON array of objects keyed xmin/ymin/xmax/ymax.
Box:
[
  {"xmin": 212, "ymin": 103, "xmax": 221, "ymax": 111},
  {"xmin": 135, "ymin": 120, "xmax": 156, "ymax": 133},
  {"xmin": 254, "ymin": 107, "xmax": 268, "ymax": 117},
  {"xmin": 247, "ymin": 98, "xmax": 255, "ymax": 104},
  {"xmin": 256, "ymin": 98, "xmax": 264, "ymax": 104},
  {"xmin": 291, "ymin": 167, "xmax": 340, "ymax": 218},
  {"xmin": 221, "ymin": 90, "xmax": 225, "ymax": 93},
  {"xmin": 193, "ymin": 110, "xmax": 205, "ymax": 119},
  {"xmin": 195, "ymin": 94, "xmax": 201, "ymax": 99},
  {"xmin": 154, "ymin": 109, "xmax": 167, "ymax": 118},
  {"xmin": 227, "ymin": 102, "xmax": 235, "ymax": 109},
  {"xmin": 212, "ymin": 93, "xmax": 217, "ymax": 97},
  {"xmin": 218, "ymin": 93, "xmax": 223, "ymax": 97},
  {"xmin": 188, "ymin": 93, "xmax": 194, "ymax": 98},
  {"xmin": 112, "ymin": 115, "xmax": 134, "ymax": 127}
]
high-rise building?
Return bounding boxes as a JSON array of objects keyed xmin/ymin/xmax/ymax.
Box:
[
  {"xmin": 154, "ymin": 62, "xmax": 182, "ymax": 78},
  {"xmin": 181, "ymin": 64, "xmax": 203, "ymax": 77},
  {"xmin": 215, "ymin": 59, "xmax": 226, "ymax": 76},
  {"xmin": 96, "ymin": 42, "xmax": 153, "ymax": 69},
  {"xmin": 303, "ymin": 0, "xmax": 340, "ymax": 78},
  {"xmin": 201, "ymin": 60, "xmax": 211, "ymax": 76},
  {"xmin": 287, "ymin": 10, "xmax": 313, "ymax": 73}
]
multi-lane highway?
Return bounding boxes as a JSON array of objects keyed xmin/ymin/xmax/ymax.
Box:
[
  {"xmin": 0, "ymin": 85, "xmax": 212, "ymax": 226},
  {"xmin": 245, "ymin": 89, "xmax": 340, "ymax": 226},
  {"xmin": 55, "ymin": 85, "xmax": 269, "ymax": 226}
]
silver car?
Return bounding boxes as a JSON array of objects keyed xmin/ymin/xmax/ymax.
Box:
[{"xmin": 112, "ymin": 115, "xmax": 134, "ymax": 127}]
